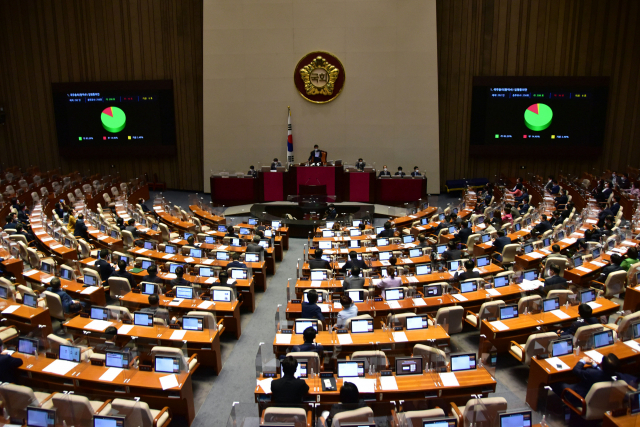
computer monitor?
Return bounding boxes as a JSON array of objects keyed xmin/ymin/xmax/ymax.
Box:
[
  {"xmin": 542, "ymin": 297, "xmax": 559, "ymax": 312},
  {"xmin": 303, "ymin": 292, "xmax": 323, "ymax": 303},
  {"xmin": 204, "ymin": 236, "xmax": 215, "ymax": 244},
  {"xmin": 310, "ymin": 270, "xmax": 327, "ymax": 281},
  {"xmin": 421, "ymin": 218, "xmax": 429, "ymax": 225},
  {"xmin": 26, "ymin": 407, "xmax": 56, "ymax": 427},
  {"xmin": 61, "ymin": 268, "xmax": 73, "ymax": 280},
  {"xmin": 259, "ymin": 239, "xmax": 270, "ymax": 248},
  {"xmin": 151, "ymin": 223, "xmax": 159, "ymax": 231},
  {"xmin": 573, "ymin": 256, "xmax": 583, "ymax": 268},
  {"xmin": 384, "ymin": 288, "xmax": 404, "ymax": 301},
  {"xmin": 169, "ymin": 263, "xmax": 184, "ymax": 274},
  {"xmin": 100, "ymin": 224, "xmax": 107, "ymax": 234},
  {"xmin": 629, "ymin": 391, "xmax": 640, "ymax": 415},
  {"xmin": 423, "ymin": 285, "xmax": 443, "ymax": 297},
  {"xmin": 580, "ymin": 289, "xmax": 596, "ymax": 304},
  {"xmin": 217, "ymin": 225, "xmax": 227, "ymax": 232},
  {"xmin": 182, "ymin": 316, "xmax": 204, "ymax": 331},
  {"xmin": 481, "ymin": 234, "xmax": 491, "ymax": 243},
  {"xmin": 184, "ymin": 232, "xmax": 193, "ymax": 241},
  {"xmin": 349, "ymin": 240, "xmax": 360, "ymax": 248},
  {"xmin": 416, "ymin": 264, "xmax": 432, "ymax": 275},
  {"xmin": 59, "ymin": 344, "xmax": 81, "ymax": 363},
  {"xmin": 410, "ymin": 248, "xmax": 423, "ymax": 258},
  {"xmin": 592, "ymin": 247, "xmax": 601, "ymax": 259},
  {"xmin": 140, "ymin": 282, "xmax": 158, "ymax": 295},
  {"xmin": 213, "ymin": 289, "xmax": 232, "ymax": 302},
  {"xmin": 325, "ymin": 221, "xmax": 335, "ymax": 229},
  {"xmin": 422, "ymin": 418, "xmax": 457, "ymax": 427},
  {"xmin": 556, "ymin": 231, "xmax": 565, "ymax": 241},
  {"xmin": 248, "ymin": 218, "xmax": 258, "ymax": 225},
  {"xmin": 110, "ymin": 230, "xmax": 119, "ymax": 239},
  {"xmin": 346, "ymin": 290, "xmax": 364, "ymax": 303},
  {"xmin": 93, "ymin": 415, "xmax": 126, "ymax": 427},
  {"xmin": 525, "ymin": 217, "xmax": 532, "ymax": 226},
  {"xmin": 498, "ymin": 411, "xmax": 532, "ymax": 427},
  {"xmin": 350, "ymin": 229, "xmax": 362, "ymax": 237},
  {"xmin": 165, "ymin": 245, "xmax": 177, "ymax": 254},
  {"xmin": 337, "ymin": 361, "xmax": 365, "ymax": 378},
  {"xmin": 447, "ymin": 260, "xmax": 460, "ymax": 271},
  {"xmin": 476, "ymin": 216, "xmax": 485, "ymax": 224},
  {"xmin": 189, "ymin": 248, "xmax": 203, "ymax": 258},
  {"xmin": 245, "ymin": 253, "xmax": 259, "ymax": 262},
  {"xmin": 23, "ymin": 293, "xmax": 37, "ymax": 308},
  {"xmin": 41, "ymin": 261, "xmax": 53, "ymax": 274},
  {"xmin": 239, "ymin": 227, "xmax": 250, "ymax": 235},
  {"xmin": 436, "ymin": 244, "xmax": 447, "ymax": 255},
  {"xmin": 493, "ymin": 276, "xmax": 508, "ymax": 288},
  {"xmin": 593, "ymin": 330, "xmax": 614, "ymax": 348},
  {"xmin": 448, "ymin": 226, "xmax": 457, "ymax": 234},
  {"xmin": 18, "ymin": 337, "xmax": 38, "ymax": 355},
  {"xmin": 230, "ymin": 237, "xmax": 241, "ymax": 246},
  {"xmin": 0, "ymin": 284, "xmax": 8, "ymax": 299},
  {"xmin": 608, "ymin": 239, "xmax": 615, "ymax": 250},
  {"xmin": 523, "ymin": 244, "xmax": 533, "ymax": 254},
  {"xmin": 91, "ymin": 307, "xmax": 109, "ymax": 321},
  {"xmin": 551, "ymin": 338, "xmax": 573, "ymax": 357},
  {"xmin": 377, "ymin": 238, "xmax": 389, "ymax": 247},
  {"xmin": 323, "ymin": 230, "xmax": 335, "ymax": 238},
  {"xmin": 352, "ymin": 220, "xmax": 362, "ymax": 227},
  {"xmin": 295, "ymin": 319, "xmax": 318, "ymax": 334},
  {"xmin": 350, "ymin": 318, "xmax": 374, "ymax": 333},
  {"xmin": 144, "ymin": 240, "xmax": 156, "ymax": 250},
  {"xmin": 514, "ymin": 223, "xmax": 522, "ymax": 232},
  {"xmin": 379, "ymin": 251, "xmax": 392, "ymax": 261},
  {"xmin": 499, "ymin": 304, "xmax": 518, "ymax": 320},
  {"xmin": 406, "ymin": 315, "xmax": 429, "ymax": 330},
  {"xmin": 105, "ymin": 351, "xmax": 130, "ymax": 369},
  {"xmin": 375, "ymin": 226, "xmax": 384, "ymax": 235},
  {"xmin": 318, "ymin": 241, "xmax": 332, "ymax": 250},
  {"xmin": 134, "ymin": 312, "xmax": 154, "ymax": 327},
  {"xmin": 522, "ymin": 269, "xmax": 537, "ymax": 281},
  {"xmin": 199, "ymin": 267, "xmax": 214, "ymax": 277},
  {"xmin": 154, "ymin": 356, "xmax": 181, "ymax": 373},
  {"xmin": 395, "ymin": 357, "xmax": 423, "ymax": 375},
  {"xmin": 450, "ymin": 353, "xmax": 477, "ymax": 372},
  {"xmin": 632, "ymin": 321, "xmax": 640, "ymax": 339},
  {"xmin": 280, "ymin": 361, "xmax": 308, "ymax": 379},
  {"xmin": 175, "ymin": 286, "xmax": 194, "ymax": 299},
  {"xmin": 543, "ymin": 237, "xmax": 551, "ymax": 247},
  {"xmin": 271, "ymin": 220, "xmax": 281, "ymax": 229},
  {"xmin": 231, "ymin": 269, "xmax": 247, "ymax": 279},
  {"xmin": 216, "ymin": 251, "xmax": 230, "ymax": 260},
  {"xmin": 83, "ymin": 274, "xmax": 96, "ymax": 287},
  {"xmin": 64, "ymin": 237, "xmax": 72, "ymax": 248},
  {"xmin": 438, "ymin": 213, "xmax": 445, "ymax": 221},
  {"xmin": 403, "ymin": 235, "xmax": 415, "ymax": 244},
  {"xmin": 476, "ymin": 255, "xmax": 490, "ymax": 267},
  {"xmin": 460, "ymin": 281, "xmax": 477, "ymax": 293}
]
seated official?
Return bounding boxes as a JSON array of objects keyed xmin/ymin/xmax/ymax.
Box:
[
  {"xmin": 549, "ymin": 244, "xmax": 570, "ymax": 262},
  {"xmin": 377, "ymin": 267, "xmax": 401, "ymax": 289},
  {"xmin": 291, "ymin": 326, "xmax": 324, "ymax": 358},
  {"xmin": 441, "ymin": 241, "xmax": 464, "ymax": 261},
  {"xmin": 142, "ymin": 264, "xmax": 164, "ymax": 286},
  {"xmin": 551, "ymin": 352, "xmax": 618, "ymax": 405},
  {"xmin": 14, "ymin": 223, "xmax": 35, "ymax": 245},
  {"xmin": 217, "ymin": 271, "xmax": 238, "ymax": 299},
  {"xmin": 115, "ymin": 217, "xmax": 125, "ymax": 231},
  {"xmin": 246, "ymin": 235, "xmax": 264, "ymax": 254},
  {"xmin": 170, "ymin": 266, "xmax": 191, "ymax": 288},
  {"xmin": 410, "ymin": 166, "xmax": 421, "ymax": 177},
  {"xmin": 124, "ymin": 219, "xmax": 139, "ymax": 238},
  {"xmin": 560, "ymin": 202, "xmax": 574, "ymax": 221},
  {"xmin": 308, "ymin": 144, "xmax": 324, "ymax": 164},
  {"xmin": 138, "ymin": 198, "xmax": 151, "ymax": 213},
  {"xmin": 549, "ymin": 210, "xmax": 563, "ymax": 227},
  {"xmin": 73, "ymin": 214, "xmax": 89, "ymax": 240},
  {"xmin": 343, "ymin": 267, "xmax": 365, "ymax": 291},
  {"xmin": 558, "ymin": 303, "xmax": 599, "ymax": 337},
  {"xmin": 538, "ymin": 265, "xmax": 568, "ymax": 295},
  {"xmin": 519, "ymin": 200, "xmax": 530, "ymax": 215},
  {"xmin": 533, "ymin": 215, "xmax": 552, "ymax": 234},
  {"xmin": 554, "ymin": 190, "xmax": 569, "ymax": 208},
  {"xmin": 17, "ymin": 204, "xmax": 30, "ymax": 224},
  {"xmin": 270, "ymin": 158, "xmax": 281, "ymax": 171},
  {"xmin": 225, "ymin": 225, "xmax": 236, "ymax": 238},
  {"xmin": 0, "ymin": 338, "xmax": 24, "ymax": 383},
  {"xmin": 247, "ymin": 165, "xmax": 258, "ymax": 177},
  {"xmin": 325, "ymin": 204, "xmax": 338, "ymax": 220},
  {"xmin": 301, "ymin": 290, "xmax": 324, "ymax": 321},
  {"xmin": 342, "ymin": 251, "xmax": 367, "ymax": 273},
  {"xmin": 309, "ymin": 249, "xmax": 331, "ymax": 270},
  {"xmin": 378, "ymin": 165, "xmax": 391, "ymax": 177},
  {"xmin": 96, "ymin": 248, "xmax": 115, "ymax": 283},
  {"xmin": 47, "ymin": 278, "xmax": 82, "ymax": 313},
  {"xmin": 66, "ymin": 208, "xmax": 77, "ymax": 233},
  {"xmin": 54, "ymin": 203, "xmax": 65, "ymax": 219},
  {"xmin": 114, "ymin": 260, "xmax": 135, "ymax": 287},
  {"xmin": 456, "ymin": 221, "xmax": 473, "ymax": 244},
  {"xmin": 3, "ymin": 214, "xmax": 18, "ymax": 230},
  {"xmin": 227, "ymin": 252, "xmax": 247, "ymax": 269},
  {"xmin": 335, "ymin": 295, "xmax": 358, "ymax": 329},
  {"xmin": 550, "ymin": 180, "xmax": 560, "ymax": 195},
  {"xmin": 355, "ymin": 158, "xmax": 366, "ymax": 171},
  {"xmin": 515, "ymin": 189, "xmax": 529, "ymax": 203},
  {"xmin": 324, "ymin": 382, "xmax": 366, "ymax": 427},
  {"xmin": 377, "ymin": 221, "xmax": 395, "ymax": 238},
  {"xmin": 395, "ymin": 167, "xmax": 405, "ymax": 177},
  {"xmin": 493, "ymin": 230, "xmax": 511, "ymax": 259},
  {"xmin": 596, "ymin": 253, "xmax": 623, "ymax": 283},
  {"xmin": 610, "ymin": 195, "xmax": 621, "ymax": 216},
  {"xmin": 271, "ymin": 356, "xmax": 310, "ymax": 404},
  {"xmin": 505, "ymin": 203, "xmax": 519, "ymax": 220},
  {"xmin": 453, "ymin": 260, "xmax": 480, "ymax": 281},
  {"xmin": 417, "ymin": 235, "xmax": 429, "ymax": 248},
  {"xmin": 621, "ymin": 247, "xmax": 639, "ymax": 271},
  {"xmin": 140, "ymin": 294, "xmax": 170, "ymax": 324}
]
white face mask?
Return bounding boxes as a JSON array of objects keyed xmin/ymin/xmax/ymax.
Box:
[{"xmin": 384, "ymin": 168, "xmax": 387, "ymax": 171}]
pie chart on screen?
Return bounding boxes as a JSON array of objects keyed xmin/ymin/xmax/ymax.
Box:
[
  {"xmin": 524, "ymin": 103, "xmax": 552, "ymax": 131},
  {"xmin": 101, "ymin": 106, "xmax": 126, "ymax": 133}
]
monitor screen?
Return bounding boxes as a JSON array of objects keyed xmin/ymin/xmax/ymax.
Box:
[
  {"xmin": 557, "ymin": 231, "xmax": 565, "ymax": 241},
  {"xmin": 423, "ymin": 418, "xmax": 457, "ymax": 427},
  {"xmin": 542, "ymin": 298, "xmax": 559, "ymax": 312},
  {"xmin": 447, "ymin": 260, "xmax": 460, "ymax": 271},
  {"xmin": 450, "ymin": 353, "xmax": 477, "ymax": 371},
  {"xmin": 280, "ymin": 361, "xmax": 308, "ymax": 379},
  {"xmin": 337, "ymin": 361, "xmax": 365, "ymax": 378},
  {"xmin": 592, "ymin": 247, "xmax": 601, "ymax": 259},
  {"xmin": 64, "ymin": 238, "xmax": 72, "ymax": 248},
  {"xmin": 448, "ymin": 226, "xmax": 457, "ymax": 234},
  {"xmin": 416, "ymin": 264, "xmax": 432, "ymax": 275},
  {"xmin": 514, "ymin": 223, "xmax": 522, "ymax": 232},
  {"xmin": 41, "ymin": 262, "xmax": 53, "ymax": 273},
  {"xmin": 59, "ymin": 344, "xmax": 81, "ymax": 362},
  {"xmin": 217, "ymin": 225, "xmax": 227, "ymax": 232},
  {"xmin": 424, "ymin": 285, "xmax": 443, "ymax": 297},
  {"xmin": 322, "ymin": 230, "xmax": 335, "ymax": 238},
  {"xmin": 93, "ymin": 415, "xmax": 126, "ymax": 427},
  {"xmin": 406, "ymin": 316, "xmax": 428, "ymax": 330},
  {"xmin": 239, "ymin": 227, "xmax": 250, "ymax": 235},
  {"xmin": 523, "ymin": 269, "xmax": 537, "ymax": 281},
  {"xmin": 476, "ymin": 256, "xmax": 490, "ymax": 267},
  {"xmin": 189, "ymin": 248, "xmax": 203, "ymax": 258},
  {"xmin": 410, "ymin": 248, "xmax": 422, "ymax": 258},
  {"xmin": 271, "ymin": 220, "xmax": 281, "ymax": 229},
  {"xmin": 384, "ymin": 288, "xmax": 404, "ymax": 301},
  {"xmin": 231, "ymin": 238, "xmax": 241, "ymax": 246},
  {"xmin": 500, "ymin": 305, "xmax": 518, "ymax": 320},
  {"xmin": 395, "ymin": 357, "xmax": 423, "ymax": 376},
  {"xmin": 523, "ymin": 244, "xmax": 533, "ymax": 254},
  {"xmin": 110, "ymin": 230, "xmax": 119, "ymax": 239},
  {"xmin": 377, "ymin": 238, "xmax": 389, "ymax": 247},
  {"xmin": 165, "ymin": 245, "xmax": 177, "ymax": 254},
  {"xmin": 259, "ymin": 239, "xmax": 270, "ymax": 248},
  {"xmin": 379, "ymin": 251, "xmax": 392, "ymax": 261},
  {"xmin": 310, "ymin": 270, "xmax": 327, "ymax": 281},
  {"xmin": 216, "ymin": 251, "xmax": 229, "ymax": 260},
  {"xmin": 213, "ymin": 289, "xmax": 232, "ymax": 302},
  {"xmin": 144, "ymin": 241, "xmax": 156, "ymax": 250},
  {"xmin": 375, "ymin": 227, "xmax": 384, "ymax": 235},
  {"xmin": 460, "ymin": 281, "xmax": 477, "ymax": 293},
  {"xmin": 580, "ymin": 289, "xmax": 596, "ymax": 303},
  {"xmin": 26, "ymin": 407, "xmax": 56, "ymax": 427},
  {"xmin": 245, "ymin": 253, "xmax": 259, "ymax": 262},
  {"xmin": 318, "ymin": 241, "xmax": 332, "ymax": 250},
  {"xmin": 632, "ymin": 321, "xmax": 640, "ymax": 339},
  {"xmin": 183, "ymin": 232, "xmax": 193, "ymax": 241},
  {"xmin": 61, "ymin": 268, "xmax": 73, "ymax": 280},
  {"xmin": 494, "ymin": 276, "xmax": 508, "ymax": 288},
  {"xmin": 629, "ymin": 391, "xmax": 640, "ymax": 415},
  {"xmin": 231, "ymin": 269, "xmax": 247, "ymax": 279},
  {"xmin": 23, "ymin": 293, "xmax": 37, "ymax": 308},
  {"xmin": 151, "ymin": 223, "xmax": 159, "ymax": 231},
  {"xmin": 105, "ymin": 351, "xmax": 129, "ymax": 369},
  {"xmin": 499, "ymin": 411, "xmax": 532, "ymax": 427},
  {"xmin": 0, "ymin": 285, "xmax": 7, "ymax": 299},
  {"xmin": 593, "ymin": 330, "xmax": 614, "ymax": 348},
  {"xmin": 403, "ymin": 235, "xmax": 415, "ymax": 243},
  {"xmin": 352, "ymin": 220, "xmax": 362, "ymax": 227},
  {"xmin": 175, "ymin": 286, "xmax": 193, "ymax": 299},
  {"xmin": 134, "ymin": 312, "xmax": 153, "ymax": 327},
  {"xmin": 155, "ymin": 356, "xmax": 180, "ymax": 373},
  {"xmin": 349, "ymin": 240, "xmax": 360, "ymax": 248},
  {"xmin": 481, "ymin": 234, "xmax": 491, "ymax": 243},
  {"xmin": 91, "ymin": 307, "xmax": 109, "ymax": 321},
  {"xmin": 169, "ymin": 263, "xmax": 184, "ymax": 274},
  {"xmin": 84, "ymin": 274, "xmax": 96, "ymax": 286},
  {"xmin": 248, "ymin": 218, "xmax": 258, "ymax": 225},
  {"xmin": 551, "ymin": 338, "xmax": 573, "ymax": 357},
  {"xmin": 347, "ymin": 290, "xmax": 364, "ymax": 302},
  {"xmin": 350, "ymin": 319, "xmax": 373, "ymax": 333},
  {"xmin": 18, "ymin": 337, "xmax": 38, "ymax": 355},
  {"xmin": 436, "ymin": 244, "xmax": 447, "ymax": 254},
  {"xmin": 182, "ymin": 316, "xmax": 204, "ymax": 331},
  {"xmin": 325, "ymin": 222, "xmax": 335, "ymax": 229},
  {"xmin": 141, "ymin": 282, "xmax": 158, "ymax": 295},
  {"xmin": 350, "ymin": 229, "xmax": 362, "ymax": 237},
  {"xmin": 573, "ymin": 256, "xmax": 583, "ymax": 267},
  {"xmin": 204, "ymin": 236, "xmax": 215, "ymax": 244},
  {"xmin": 199, "ymin": 267, "xmax": 214, "ymax": 277},
  {"xmin": 303, "ymin": 292, "xmax": 323, "ymax": 303},
  {"xmin": 295, "ymin": 320, "xmax": 318, "ymax": 334}
]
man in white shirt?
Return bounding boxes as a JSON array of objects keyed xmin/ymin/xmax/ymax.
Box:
[{"xmin": 336, "ymin": 295, "xmax": 358, "ymax": 328}]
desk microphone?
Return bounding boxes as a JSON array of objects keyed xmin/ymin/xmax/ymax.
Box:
[
  {"xmin": 316, "ymin": 178, "xmax": 321, "ymax": 185},
  {"xmin": 305, "ymin": 178, "xmax": 311, "ymax": 185}
]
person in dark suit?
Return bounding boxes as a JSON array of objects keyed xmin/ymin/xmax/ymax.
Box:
[
  {"xmin": 271, "ymin": 356, "xmax": 310, "ymax": 404},
  {"xmin": 597, "ymin": 253, "xmax": 623, "ymax": 283},
  {"xmin": 113, "ymin": 260, "xmax": 135, "ymax": 287},
  {"xmin": 493, "ymin": 230, "xmax": 512, "ymax": 261},
  {"xmin": 619, "ymin": 174, "xmax": 631, "ymax": 190},
  {"xmin": 54, "ymin": 203, "xmax": 65, "ymax": 219},
  {"xmin": 456, "ymin": 221, "xmax": 473, "ymax": 245},
  {"xmin": 17, "ymin": 204, "xmax": 30, "ymax": 225},
  {"xmin": 378, "ymin": 165, "xmax": 391, "ymax": 177},
  {"xmin": 343, "ymin": 267, "xmax": 365, "ymax": 290},
  {"xmin": 291, "ymin": 326, "xmax": 324, "ymax": 358},
  {"xmin": 342, "ymin": 251, "xmax": 367, "ymax": 273},
  {"xmin": 549, "ymin": 210, "xmax": 563, "ymax": 227},
  {"xmin": 598, "ymin": 182, "xmax": 613, "ymax": 203},
  {"xmin": 170, "ymin": 266, "xmax": 191, "ymax": 288},
  {"xmin": 325, "ymin": 205, "xmax": 338, "ymax": 220},
  {"xmin": 519, "ymin": 200, "xmax": 531, "ymax": 215},
  {"xmin": 14, "ymin": 223, "xmax": 35, "ymax": 245},
  {"xmin": 138, "ymin": 198, "xmax": 151, "ymax": 213},
  {"xmin": 544, "ymin": 265, "xmax": 567, "ymax": 288},
  {"xmin": 355, "ymin": 158, "xmax": 366, "ymax": 171},
  {"xmin": 550, "ymin": 180, "xmax": 560, "ymax": 195},
  {"xmin": 544, "ymin": 176, "xmax": 554, "ymax": 192},
  {"xmin": 417, "ymin": 235, "xmax": 429, "ymax": 248},
  {"xmin": 324, "ymin": 382, "xmax": 366, "ymax": 427},
  {"xmin": 533, "ymin": 215, "xmax": 552, "ymax": 234},
  {"xmin": 96, "ymin": 249, "xmax": 115, "ymax": 283},
  {"xmin": 0, "ymin": 338, "xmax": 24, "ymax": 382},
  {"xmin": 301, "ymin": 290, "xmax": 324, "ymax": 321},
  {"xmin": 410, "ymin": 166, "xmax": 421, "ymax": 177},
  {"xmin": 442, "ymin": 241, "xmax": 463, "ymax": 261},
  {"xmin": 453, "ymin": 260, "xmax": 480, "ymax": 281},
  {"xmin": 3, "ymin": 214, "xmax": 18, "ymax": 230},
  {"xmin": 309, "ymin": 249, "xmax": 331, "ymax": 270},
  {"xmin": 551, "ymin": 352, "xmax": 619, "ymax": 406},
  {"xmin": 560, "ymin": 202, "xmax": 574, "ymax": 221},
  {"xmin": 270, "ymin": 158, "xmax": 281, "ymax": 171},
  {"xmin": 73, "ymin": 214, "xmax": 89, "ymax": 240},
  {"xmin": 558, "ymin": 303, "xmax": 600, "ymax": 337},
  {"xmin": 246, "ymin": 235, "xmax": 264, "ymax": 255},
  {"xmin": 554, "ymin": 190, "xmax": 568, "ymax": 208},
  {"xmin": 247, "ymin": 165, "xmax": 258, "ymax": 177},
  {"xmin": 225, "ymin": 225, "xmax": 236, "ymax": 238},
  {"xmin": 395, "ymin": 167, "xmax": 406, "ymax": 177},
  {"xmin": 124, "ymin": 219, "xmax": 139, "ymax": 238},
  {"xmin": 141, "ymin": 264, "xmax": 163, "ymax": 285},
  {"xmin": 227, "ymin": 252, "xmax": 247, "ymax": 269},
  {"xmin": 377, "ymin": 221, "xmax": 395, "ymax": 238},
  {"xmin": 308, "ymin": 145, "xmax": 324, "ymax": 164},
  {"xmin": 46, "ymin": 278, "xmax": 81, "ymax": 313},
  {"xmin": 609, "ymin": 195, "xmax": 621, "ymax": 216}
]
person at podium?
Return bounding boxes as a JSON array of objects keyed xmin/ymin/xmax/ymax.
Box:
[
  {"xmin": 395, "ymin": 167, "xmax": 406, "ymax": 177},
  {"xmin": 355, "ymin": 158, "xmax": 366, "ymax": 171},
  {"xmin": 270, "ymin": 158, "xmax": 281, "ymax": 171},
  {"xmin": 308, "ymin": 144, "xmax": 324, "ymax": 165},
  {"xmin": 411, "ymin": 166, "xmax": 422, "ymax": 177},
  {"xmin": 378, "ymin": 165, "xmax": 391, "ymax": 177}
]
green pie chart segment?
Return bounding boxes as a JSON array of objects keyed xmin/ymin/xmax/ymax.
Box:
[
  {"xmin": 524, "ymin": 103, "xmax": 552, "ymax": 131},
  {"xmin": 101, "ymin": 106, "xmax": 126, "ymax": 133}
]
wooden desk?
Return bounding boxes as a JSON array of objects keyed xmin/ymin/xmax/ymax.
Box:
[
  {"xmin": 0, "ymin": 297, "xmax": 52, "ymax": 336},
  {"xmin": 153, "ymin": 205, "xmax": 196, "ymax": 232},
  {"xmin": 30, "ymin": 215, "xmax": 78, "ymax": 260},
  {"xmin": 480, "ymin": 298, "xmax": 620, "ymax": 352},
  {"xmin": 391, "ymin": 207, "xmax": 438, "ymax": 229},
  {"xmin": 189, "ymin": 204, "xmax": 225, "ymax": 225},
  {"xmin": 13, "ymin": 352, "xmax": 196, "ymax": 424},
  {"xmin": 623, "ymin": 285, "xmax": 640, "ymax": 312},
  {"xmin": 64, "ymin": 316, "xmax": 224, "ymax": 374},
  {"xmin": 0, "ymin": 248, "xmax": 25, "ymax": 285},
  {"xmin": 118, "ymin": 292, "xmax": 243, "ymax": 339},
  {"xmin": 23, "ymin": 270, "xmax": 107, "ymax": 306},
  {"xmin": 114, "ymin": 202, "xmax": 162, "ymax": 242},
  {"xmin": 86, "ymin": 225, "xmax": 123, "ymax": 250},
  {"xmin": 604, "ymin": 412, "xmax": 640, "ymax": 427}
]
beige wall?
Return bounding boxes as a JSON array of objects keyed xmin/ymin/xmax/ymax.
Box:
[{"xmin": 203, "ymin": 0, "xmax": 440, "ymax": 194}]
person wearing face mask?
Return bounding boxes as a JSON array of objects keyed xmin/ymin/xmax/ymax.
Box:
[
  {"xmin": 411, "ymin": 166, "xmax": 421, "ymax": 177},
  {"xmin": 379, "ymin": 165, "xmax": 391, "ymax": 177},
  {"xmin": 355, "ymin": 158, "xmax": 366, "ymax": 171},
  {"xmin": 395, "ymin": 167, "xmax": 406, "ymax": 177}
]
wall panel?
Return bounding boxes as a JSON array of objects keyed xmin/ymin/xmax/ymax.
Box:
[{"xmin": 0, "ymin": 0, "xmax": 203, "ymax": 191}]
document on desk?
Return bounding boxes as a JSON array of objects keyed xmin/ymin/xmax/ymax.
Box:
[
  {"xmin": 170, "ymin": 330, "xmax": 187, "ymax": 340},
  {"xmin": 486, "ymin": 288, "xmax": 501, "ymax": 296},
  {"xmin": 164, "ymin": 273, "xmax": 177, "ymax": 279},
  {"xmin": 162, "ymin": 254, "xmax": 174, "ymax": 259},
  {"xmin": 392, "ymin": 331, "xmax": 408, "ymax": 342},
  {"xmin": 35, "ymin": 231, "xmax": 46, "ymax": 236},
  {"xmin": 624, "ymin": 340, "xmax": 640, "ymax": 352},
  {"xmin": 198, "ymin": 301, "xmax": 214, "ymax": 310},
  {"xmin": 43, "ymin": 359, "xmax": 78, "ymax": 376},
  {"xmin": 275, "ymin": 334, "xmax": 292, "ymax": 344},
  {"xmin": 407, "ymin": 276, "xmax": 419, "ymax": 283},
  {"xmin": 337, "ymin": 262, "xmax": 345, "ymax": 269},
  {"xmin": 452, "ymin": 294, "xmax": 468, "ymax": 302},
  {"xmin": 118, "ymin": 325, "xmax": 134, "ymax": 334},
  {"xmin": 217, "ymin": 245, "xmax": 228, "ymax": 250},
  {"xmin": 184, "ymin": 257, "xmax": 195, "ymax": 263},
  {"xmin": 337, "ymin": 334, "xmax": 353, "ymax": 345},
  {"xmin": 204, "ymin": 277, "xmax": 216, "ymax": 284},
  {"xmin": 310, "ymin": 281, "xmax": 322, "ymax": 288},
  {"xmin": 159, "ymin": 374, "xmax": 179, "ymax": 390},
  {"xmin": 42, "ymin": 276, "xmax": 55, "ymax": 283},
  {"xmin": 519, "ymin": 280, "xmax": 543, "ymax": 291},
  {"xmin": 380, "ymin": 375, "xmax": 398, "ymax": 390},
  {"xmin": 387, "ymin": 301, "xmax": 401, "ymax": 309},
  {"xmin": 528, "ymin": 252, "xmax": 545, "ymax": 259},
  {"xmin": 1, "ymin": 305, "xmax": 20, "ymax": 314},
  {"xmin": 380, "ymin": 260, "xmax": 390, "ymax": 266},
  {"xmin": 576, "ymin": 266, "xmax": 593, "ymax": 273},
  {"xmin": 586, "ymin": 219, "xmax": 597, "ymax": 224},
  {"xmin": 50, "ymin": 244, "xmax": 63, "ymax": 249},
  {"xmin": 80, "ymin": 286, "xmax": 99, "ymax": 295},
  {"xmin": 545, "ymin": 357, "xmax": 571, "ymax": 371},
  {"xmin": 23, "ymin": 269, "xmax": 39, "ymax": 277},
  {"xmin": 489, "ymin": 321, "xmax": 509, "ymax": 331},
  {"xmin": 42, "ymin": 237, "xmax": 53, "ymax": 242},
  {"xmin": 257, "ymin": 378, "xmax": 273, "ymax": 394},
  {"xmin": 550, "ymin": 310, "xmax": 571, "ymax": 320},
  {"xmin": 85, "ymin": 320, "xmax": 113, "ymax": 331},
  {"xmin": 135, "ymin": 248, "xmax": 148, "ymax": 254},
  {"xmin": 587, "ymin": 301, "xmax": 602, "ymax": 309},
  {"xmin": 439, "ymin": 372, "xmax": 459, "ymax": 387},
  {"xmin": 99, "ymin": 367, "xmax": 123, "ymax": 382},
  {"xmin": 202, "ymin": 259, "xmax": 214, "ymax": 265},
  {"xmin": 591, "ymin": 261, "xmax": 606, "ymax": 267},
  {"xmin": 371, "ymin": 279, "xmax": 382, "ymax": 287},
  {"xmin": 584, "ymin": 350, "xmax": 604, "ymax": 364},
  {"xmin": 348, "ymin": 377, "xmax": 375, "ymax": 393},
  {"xmin": 412, "ymin": 298, "xmax": 426, "ymax": 306},
  {"xmin": 86, "ymin": 260, "xmax": 96, "ymax": 266},
  {"xmin": 622, "ymin": 240, "xmax": 636, "ymax": 246},
  {"xmin": 333, "ymin": 302, "xmax": 342, "ymax": 309},
  {"xmin": 168, "ymin": 299, "xmax": 183, "ymax": 306},
  {"xmin": 97, "ymin": 236, "xmax": 108, "ymax": 241},
  {"xmin": 170, "ymin": 239, "xmax": 182, "ymax": 244},
  {"xmin": 561, "ymin": 238, "xmax": 577, "ymax": 244},
  {"xmin": 319, "ymin": 304, "xmax": 330, "ymax": 313},
  {"xmin": 539, "ymin": 248, "xmax": 551, "ymax": 254}
]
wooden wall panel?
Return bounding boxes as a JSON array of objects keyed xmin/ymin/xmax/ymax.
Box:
[
  {"xmin": 437, "ymin": 0, "xmax": 640, "ymax": 189},
  {"xmin": 0, "ymin": 0, "xmax": 203, "ymax": 191}
]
